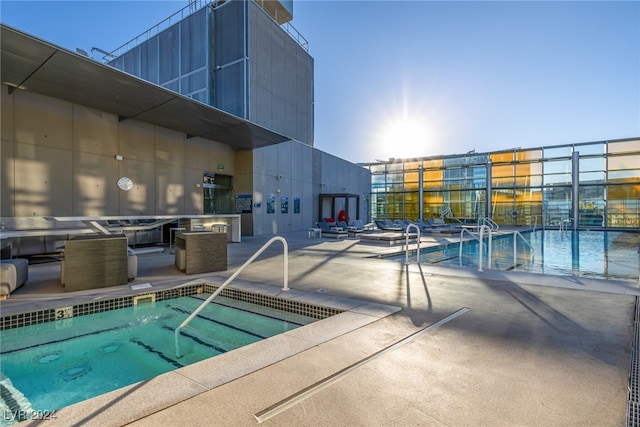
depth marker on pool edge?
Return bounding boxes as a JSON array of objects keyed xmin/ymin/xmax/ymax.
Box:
[{"xmin": 254, "ymin": 307, "xmax": 470, "ymax": 423}]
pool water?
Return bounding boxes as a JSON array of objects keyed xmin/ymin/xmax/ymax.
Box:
[
  {"xmin": 0, "ymin": 294, "xmax": 318, "ymax": 417},
  {"xmin": 403, "ymin": 230, "xmax": 639, "ymax": 280}
]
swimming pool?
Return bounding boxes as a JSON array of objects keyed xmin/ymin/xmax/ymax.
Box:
[
  {"xmin": 394, "ymin": 230, "xmax": 639, "ymax": 280},
  {"xmin": 0, "ymin": 285, "xmax": 338, "ymax": 422}
]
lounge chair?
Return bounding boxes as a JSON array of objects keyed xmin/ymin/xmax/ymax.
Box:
[
  {"xmin": 339, "ymin": 220, "xmax": 364, "ymax": 237},
  {"xmin": 421, "ymin": 218, "xmax": 457, "ymax": 233},
  {"xmin": 375, "ymin": 220, "xmax": 403, "ymax": 231},
  {"xmin": 350, "ymin": 219, "xmax": 363, "ymax": 230},
  {"xmin": 317, "ymin": 220, "xmax": 348, "ymax": 239}
]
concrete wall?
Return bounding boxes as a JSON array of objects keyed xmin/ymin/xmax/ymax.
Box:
[
  {"xmin": 248, "ymin": 141, "xmax": 371, "ymax": 235},
  {"xmin": 1, "ymin": 84, "xmax": 370, "ymax": 238},
  {"xmin": 0, "ymin": 85, "xmax": 234, "ymax": 218},
  {"xmin": 248, "ymin": 1, "xmax": 314, "ymax": 145}
]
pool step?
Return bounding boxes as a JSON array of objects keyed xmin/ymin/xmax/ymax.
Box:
[{"xmin": 0, "ymin": 371, "xmax": 34, "ymax": 424}]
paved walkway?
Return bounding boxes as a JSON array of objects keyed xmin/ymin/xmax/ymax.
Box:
[{"xmin": 4, "ymin": 231, "xmax": 639, "ymax": 426}]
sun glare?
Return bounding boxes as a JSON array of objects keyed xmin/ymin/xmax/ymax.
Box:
[{"xmin": 376, "ymin": 114, "xmax": 431, "ymax": 160}]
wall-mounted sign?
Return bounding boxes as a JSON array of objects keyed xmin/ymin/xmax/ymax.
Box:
[
  {"xmin": 235, "ymin": 194, "xmax": 252, "ymax": 213},
  {"xmin": 267, "ymin": 194, "xmax": 275, "ymax": 214},
  {"xmin": 294, "ymin": 197, "xmax": 300, "ymax": 214},
  {"xmin": 281, "ymin": 196, "xmax": 289, "ymax": 214}
]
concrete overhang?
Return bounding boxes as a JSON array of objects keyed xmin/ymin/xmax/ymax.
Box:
[{"xmin": 0, "ymin": 24, "xmax": 290, "ymax": 150}]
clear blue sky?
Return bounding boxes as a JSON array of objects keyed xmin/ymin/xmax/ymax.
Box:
[{"xmin": 2, "ymin": 1, "xmax": 638, "ymax": 163}]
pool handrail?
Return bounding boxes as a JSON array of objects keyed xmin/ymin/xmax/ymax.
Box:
[
  {"xmin": 174, "ymin": 236, "xmax": 289, "ymax": 358},
  {"xmin": 477, "ymin": 217, "xmax": 499, "ymax": 231},
  {"xmin": 512, "ymin": 230, "xmax": 534, "ymax": 271},
  {"xmin": 528, "ymin": 215, "xmax": 542, "ymax": 232},
  {"xmin": 404, "ymin": 223, "xmax": 421, "ymax": 265},
  {"xmin": 459, "ymin": 225, "xmax": 492, "ymax": 272},
  {"xmin": 559, "ymin": 216, "xmax": 576, "ymax": 233}
]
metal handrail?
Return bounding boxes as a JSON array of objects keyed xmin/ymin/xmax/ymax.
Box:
[
  {"xmin": 559, "ymin": 217, "xmax": 576, "ymax": 233},
  {"xmin": 174, "ymin": 236, "xmax": 289, "ymax": 358},
  {"xmin": 528, "ymin": 215, "xmax": 542, "ymax": 232},
  {"xmin": 511, "ymin": 230, "xmax": 534, "ymax": 271},
  {"xmin": 459, "ymin": 225, "xmax": 492, "ymax": 272},
  {"xmin": 404, "ymin": 223, "xmax": 421, "ymax": 265},
  {"xmin": 477, "ymin": 217, "xmax": 499, "ymax": 231}
]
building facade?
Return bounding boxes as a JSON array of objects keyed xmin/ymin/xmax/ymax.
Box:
[
  {"xmin": 107, "ymin": 0, "xmax": 313, "ymax": 146},
  {"xmin": 362, "ymin": 137, "xmax": 640, "ymax": 229},
  {"xmin": 0, "ymin": 1, "xmax": 370, "ymax": 255}
]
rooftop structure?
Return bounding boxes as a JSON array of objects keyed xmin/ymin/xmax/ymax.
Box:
[{"xmin": 362, "ymin": 137, "xmax": 640, "ymax": 230}]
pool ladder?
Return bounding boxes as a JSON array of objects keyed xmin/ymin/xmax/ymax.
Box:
[
  {"xmin": 174, "ymin": 236, "xmax": 290, "ymax": 358},
  {"xmin": 460, "ymin": 225, "xmax": 493, "ymax": 272},
  {"xmin": 404, "ymin": 223, "xmax": 421, "ymax": 265},
  {"xmin": 459, "ymin": 227, "xmax": 533, "ymax": 272},
  {"xmin": 477, "ymin": 217, "xmax": 499, "ymax": 231}
]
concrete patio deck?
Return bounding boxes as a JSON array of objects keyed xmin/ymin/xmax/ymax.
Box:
[{"xmin": 2, "ymin": 230, "xmax": 638, "ymax": 426}]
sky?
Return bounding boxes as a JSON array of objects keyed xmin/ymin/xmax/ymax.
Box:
[{"xmin": 1, "ymin": 1, "xmax": 639, "ymax": 164}]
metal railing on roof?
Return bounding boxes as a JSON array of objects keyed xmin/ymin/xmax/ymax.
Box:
[{"xmin": 103, "ymin": 0, "xmax": 308, "ymax": 62}]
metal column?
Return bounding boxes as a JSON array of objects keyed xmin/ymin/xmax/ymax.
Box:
[
  {"xmin": 572, "ymin": 151, "xmax": 579, "ymax": 230},
  {"xmin": 418, "ymin": 165, "xmax": 424, "ymax": 222},
  {"xmin": 486, "ymin": 160, "xmax": 492, "ymax": 219}
]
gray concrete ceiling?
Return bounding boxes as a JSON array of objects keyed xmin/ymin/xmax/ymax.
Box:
[{"xmin": 0, "ymin": 24, "xmax": 290, "ymax": 150}]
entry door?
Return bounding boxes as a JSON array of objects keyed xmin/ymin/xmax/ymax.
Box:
[{"xmin": 203, "ymin": 173, "xmax": 233, "ymax": 214}]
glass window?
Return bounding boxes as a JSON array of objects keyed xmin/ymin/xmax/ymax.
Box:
[
  {"xmin": 544, "ymin": 146, "xmax": 572, "ymax": 159},
  {"xmin": 512, "ymin": 175, "xmax": 542, "ymax": 187},
  {"xmin": 492, "ymin": 164, "xmax": 513, "ymax": 178},
  {"xmin": 544, "ymin": 174, "xmax": 571, "ymax": 185},
  {"xmin": 543, "ymin": 186, "xmax": 572, "ymax": 225},
  {"xmin": 609, "ymin": 154, "xmax": 640, "ymax": 170},
  {"xmin": 371, "ymin": 174, "xmax": 385, "ymax": 185},
  {"xmin": 579, "ymin": 157, "xmax": 605, "ymax": 172},
  {"xmin": 423, "ymin": 169, "xmax": 443, "ymax": 182},
  {"xmin": 579, "ymin": 171, "xmax": 605, "ymax": 183},
  {"xmin": 515, "ymin": 162, "xmax": 542, "ymax": 176},
  {"xmin": 516, "ymin": 149, "xmax": 542, "ymax": 161},
  {"xmin": 574, "ymin": 142, "xmax": 605, "ymax": 156},
  {"xmin": 387, "ymin": 172, "xmax": 404, "ymax": 184},
  {"xmin": 386, "ymin": 162, "xmax": 404, "ymax": 172},
  {"xmin": 608, "ymin": 170, "xmax": 639, "ymax": 182},
  {"xmin": 515, "ymin": 175, "xmax": 542, "ymax": 187},
  {"xmin": 423, "ymin": 159, "xmax": 442, "ymax": 169},
  {"xmin": 404, "ymin": 161, "xmax": 421, "ymax": 171},
  {"xmin": 424, "ymin": 182, "xmax": 442, "ymax": 191},
  {"xmin": 368, "ymin": 164, "xmax": 386, "ymax": 174},
  {"xmin": 544, "ymin": 160, "xmax": 571, "ymax": 175},
  {"xmin": 490, "ymin": 152, "xmax": 514, "ymax": 163},
  {"xmin": 405, "ymin": 171, "xmax": 419, "ymax": 182},
  {"xmin": 608, "ymin": 139, "xmax": 640, "ymax": 154},
  {"xmin": 493, "ymin": 177, "xmax": 514, "ymax": 188},
  {"xmin": 578, "ymin": 185, "xmax": 605, "ymax": 227},
  {"xmin": 404, "ymin": 182, "xmax": 419, "ymax": 191},
  {"xmin": 607, "ymin": 184, "xmax": 640, "ymax": 227}
]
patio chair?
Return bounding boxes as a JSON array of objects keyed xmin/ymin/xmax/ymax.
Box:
[
  {"xmin": 317, "ymin": 220, "xmax": 348, "ymax": 239},
  {"xmin": 375, "ymin": 220, "xmax": 403, "ymax": 231}
]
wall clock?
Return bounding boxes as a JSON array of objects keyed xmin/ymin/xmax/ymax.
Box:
[{"xmin": 117, "ymin": 176, "xmax": 133, "ymax": 191}]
